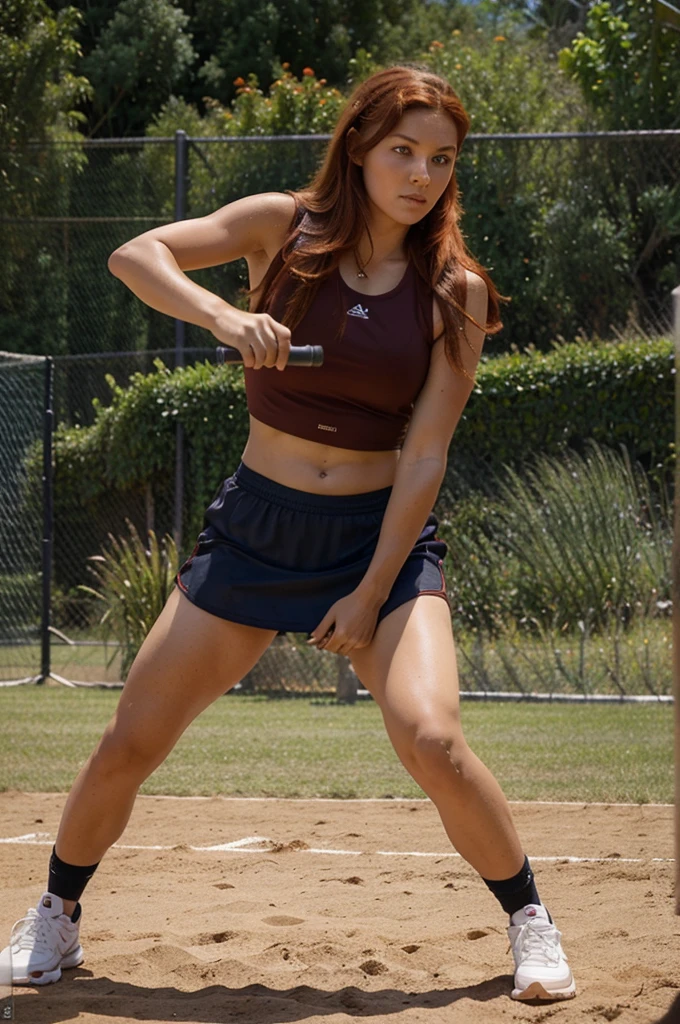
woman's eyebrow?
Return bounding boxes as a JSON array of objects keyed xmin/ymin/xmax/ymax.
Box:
[{"xmin": 390, "ymin": 132, "xmax": 457, "ymax": 152}]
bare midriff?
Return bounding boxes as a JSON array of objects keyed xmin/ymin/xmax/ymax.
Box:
[{"xmin": 241, "ymin": 415, "xmax": 401, "ymax": 495}]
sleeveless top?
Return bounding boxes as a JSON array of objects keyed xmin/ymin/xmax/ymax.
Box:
[{"xmin": 243, "ymin": 254, "xmax": 435, "ymax": 452}]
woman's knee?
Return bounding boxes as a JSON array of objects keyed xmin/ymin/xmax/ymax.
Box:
[
  {"xmin": 401, "ymin": 719, "xmax": 471, "ymax": 786},
  {"xmin": 91, "ymin": 715, "xmax": 174, "ymax": 781}
]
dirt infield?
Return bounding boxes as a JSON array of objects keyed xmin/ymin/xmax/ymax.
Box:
[{"xmin": 1, "ymin": 791, "xmax": 678, "ymax": 1024}]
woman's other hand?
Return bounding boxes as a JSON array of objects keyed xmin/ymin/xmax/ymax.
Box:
[{"xmin": 306, "ymin": 589, "xmax": 383, "ymax": 655}]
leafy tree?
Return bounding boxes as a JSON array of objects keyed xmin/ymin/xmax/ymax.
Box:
[
  {"xmin": 473, "ymin": 0, "xmax": 588, "ymax": 36},
  {"xmin": 183, "ymin": 0, "xmax": 473, "ymax": 105},
  {"xmin": 559, "ymin": 0, "xmax": 680, "ymax": 128},
  {"xmin": 79, "ymin": 0, "xmax": 196, "ymax": 137},
  {"xmin": 521, "ymin": 1, "xmax": 589, "ymax": 50},
  {"xmin": 422, "ymin": 28, "xmax": 584, "ymax": 133},
  {"xmin": 0, "ymin": 1, "xmax": 92, "ymax": 354},
  {"xmin": 368, "ymin": 0, "xmax": 475, "ymax": 68},
  {"xmin": 40, "ymin": 0, "xmax": 473, "ymax": 132},
  {"xmin": 0, "ymin": 0, "xmax": 91, "ymax": 197}
]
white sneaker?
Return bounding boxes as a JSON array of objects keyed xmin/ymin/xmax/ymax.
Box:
[
  {"xmin": 0, "ymin": 892, "xmax": 84, "ymax": 986},
  {"xmin": 507, "ymin": 904, "xmax": 576, "ymax": 1001}
]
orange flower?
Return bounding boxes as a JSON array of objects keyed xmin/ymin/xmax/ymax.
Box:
[
  {"xmin": 319, "ymin": 98, "xmax": 326, "ymax": 105},
  {"xmin": 430, "ymin": 40, "xmax": 444, "ymax": 49},
  {"xmin": 282, "ymin": 62, "xmax": 290, "ymax": 70},
  {"xmin": 319, "ymin": 78, "xmax": 327, "ymax": 85},
  {"xmin": 233, "ymin": 76, "xmax": 245, "ymax": 86},
  {"xmin": 302, "ymin": 66, "xmax": 314, "ymax": 76},
  {"xmin": 494, "ymin": 35, "xmax": 506, "ymax": 42}
]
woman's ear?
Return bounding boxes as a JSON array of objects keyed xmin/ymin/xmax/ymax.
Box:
[{"xmin": 346, "ymin": 127, "xmax": 363, "ymax": 166}]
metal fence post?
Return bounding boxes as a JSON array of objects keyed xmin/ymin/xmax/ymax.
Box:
[
  {"xmin": 39, "ymin": 356, "xmax": 54, "ymax": 685},
  {"xmin": 173, "ymin": 129, "xmax": 189, "ymax": 550},
  {"xmin": 673, "ymin": 282, "xmax": 680, "ymax": 914}
]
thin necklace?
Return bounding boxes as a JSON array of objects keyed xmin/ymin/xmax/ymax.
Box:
[{"xmin": 354, "ymin": 252, "xmax": 368, "ymax": 278}]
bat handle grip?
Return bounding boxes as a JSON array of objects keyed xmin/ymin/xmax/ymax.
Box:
[{"xmin": 216, "ymin": 344, "xmax": 324, "ymax": 367}]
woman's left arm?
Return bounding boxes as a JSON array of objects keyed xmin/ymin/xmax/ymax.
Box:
[{"xmin": 308, "ymin": 270, "xmax": 489, "ymax": 654}]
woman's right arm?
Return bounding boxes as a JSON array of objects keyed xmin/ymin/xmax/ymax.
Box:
[{"xmin": 107, "ymin": 191, "xmax": 297, "ymax": 370}]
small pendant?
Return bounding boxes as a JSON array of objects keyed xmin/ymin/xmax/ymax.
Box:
[{"xmin": 356, "ymin": 270, "xmax": 367, "ymax": 279}]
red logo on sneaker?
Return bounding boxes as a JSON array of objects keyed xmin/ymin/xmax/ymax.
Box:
[{"xmin": 525, "ymin": 907, "xmax": 537, "ymax": 917}]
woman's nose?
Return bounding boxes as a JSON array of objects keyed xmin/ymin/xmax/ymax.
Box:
[{"xmin": 410, "ymin": 161, "xmax": 430, "ymax": 186}]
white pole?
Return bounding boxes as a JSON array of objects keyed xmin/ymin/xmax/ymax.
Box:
[{"xmin": 673, "ymin": 283, "xmax": 680, "ymax": 915}]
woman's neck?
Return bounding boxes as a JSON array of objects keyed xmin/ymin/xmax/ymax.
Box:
[{"xmin": 357, "ymin": 210, "xmax": 409, "ymax": 269}]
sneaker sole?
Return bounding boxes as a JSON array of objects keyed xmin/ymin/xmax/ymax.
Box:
[
  {"xmin": 15, "ymin": 945, "xmax": 84, "ymax": 987},
  {"xmin": 511, "ymin": 979, "xmax": 577, "ymax": 1001}
]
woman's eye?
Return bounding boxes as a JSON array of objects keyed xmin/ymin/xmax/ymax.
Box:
[{"xmin": 393, "ymin": 146, "xmax": 450, "ymax": 165}]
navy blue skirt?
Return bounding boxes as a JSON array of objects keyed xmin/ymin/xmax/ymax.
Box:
[{"xmin": 175, "ymin": 462, "xmax": 448, "ymax": 634}]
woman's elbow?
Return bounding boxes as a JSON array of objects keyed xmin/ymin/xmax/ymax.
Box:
[
  {"xmin": 400, "ymin": 450, "xmax": 447, "ymax": 480},
  {"xmin": 107, "ymin": 247, "xmax": 130, "ymax": 277}
]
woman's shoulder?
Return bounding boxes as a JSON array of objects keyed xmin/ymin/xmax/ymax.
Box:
[
  {"xmin": 228, "ymin": 192, "xmax": 299, "ymax": 266},
  {"xmin": 463, "ymin": 269, "xmax": 488, "ymax": 324},
  {"xmin": 244, "ymin": 191, "xmax": 297, "ymax": 218},
  {"xmin": 246, "ymin": 191, "xmax": 298, "ymax": 244},
  {"xmin": 431, "ymin": 267, "xmax": 488, "ymax": 341},
  {"xmin": 463, "ymin": 267, "xmax": 487, "ymax": 294},
  {"xmin": 435, "ymin": 267, "xmax": 487, "ymax": 310}
]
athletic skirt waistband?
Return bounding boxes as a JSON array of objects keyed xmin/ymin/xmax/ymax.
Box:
[
  {"xmin": 232, "ymin": 461, "xmax": 394, "ymax": 516},
  {"xmin": 175, "ymin": 461, "xmax": 448, "ymax": 634}
]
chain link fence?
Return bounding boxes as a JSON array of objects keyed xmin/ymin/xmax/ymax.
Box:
[
  {"xmin": 0, "ymin": 346, "xmax": 361, "ymax": 695},
  {"xmin": 0, "ymin": 341, "xmax": 673, "ymax": 699},
  {"xmin": 0, "ymin": 130, "xmax": 676, "ymax": 697},
  {"xmin": 0, "ymin": 353, "xmax": 45, "ymax": 684},
  {"xmin": 1, "ymin": 131, "xmax": 678, "ymax": 360}
]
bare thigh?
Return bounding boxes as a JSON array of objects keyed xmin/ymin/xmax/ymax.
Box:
[
  {"xmin": 105, "ymin": 587, "xmax": 277, "ymax": 769},
  {"xmin": 54, "ymin": 588, "xmax": 278, "ymax": 866},
  {"xmin": 349, "ymin": 596, "xmax": 525, "ymax": 879},
  {"xmin": 349, "ymin": 595, "xmax": 460, "ymax": 737}
]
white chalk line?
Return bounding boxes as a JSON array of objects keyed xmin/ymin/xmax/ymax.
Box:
[
  {"xmin": 0, "ymin": 833, "xmax": 673, "ymax": 864},
  {"xmin": 8, "ymin": 793, "xmax": 673, "ymax": 808},
  {"xmin": 135, "ymin": 795, "xmax": 675, "ymax": 808}
]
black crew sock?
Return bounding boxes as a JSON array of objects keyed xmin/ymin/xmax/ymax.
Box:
[
  {"xmin": 48, "ymin": 845, "xmax": 100, "ymax": 914},
  {"xmin": 481, "ymin": 855, "xmax": 550, "ymax": 920}
]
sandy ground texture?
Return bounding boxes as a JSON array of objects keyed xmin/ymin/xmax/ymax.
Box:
[{"xmin": 0, "ymin": 791, "xmax": 678, "ymax": 1024}]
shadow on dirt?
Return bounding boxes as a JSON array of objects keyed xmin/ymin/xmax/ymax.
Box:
[
  {"xmin": 652, "ymin": 991, "xmax": 680, "ymax": 1024},
  {"xmin": 13, "ymin": 969, "xmax": 513, "ymax": 1022}
]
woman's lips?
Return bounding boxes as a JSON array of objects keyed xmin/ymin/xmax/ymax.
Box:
[{"xmin": 401, "ymin": 194, "xmax": 427, "ymax": 205}]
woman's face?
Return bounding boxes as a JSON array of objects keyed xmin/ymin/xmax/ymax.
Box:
[{"xmin": 357, "ymin": 106, "xmax": 459, "ymax": 228}]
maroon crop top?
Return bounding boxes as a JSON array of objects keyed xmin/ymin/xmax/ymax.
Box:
[{"xmin": 244, "ymin": 258, "xmax": 435, "ymax": 451}]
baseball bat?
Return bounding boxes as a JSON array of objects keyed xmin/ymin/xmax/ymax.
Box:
[{"xmin": 216, "ymin": 345, "xmax": 324, "ymax": 367}]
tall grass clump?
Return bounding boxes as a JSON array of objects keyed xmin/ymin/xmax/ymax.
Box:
[
  {"xmin": 78, "ymin": 520, "xmax": 178, "ymax": 678},
  {"xmin": 439, "ymin": 440, "xmax": 672, "ymax": 696},
  {"xmin": 443, "ymin": 440, "xmax": 671, "ymax": 637},
  {"xmin": 497, "ymin": 440, "xmax": 670, "ymax": 631}
]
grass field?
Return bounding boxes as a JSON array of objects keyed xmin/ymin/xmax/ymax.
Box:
[{"xmin": 0, "ymin": 687, "xmax": 672, "ymax": 803}]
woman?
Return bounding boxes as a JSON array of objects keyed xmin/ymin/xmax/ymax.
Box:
[{"xmin": 2, "ymin": 65, "xmax": 575, "ymax": 1002}]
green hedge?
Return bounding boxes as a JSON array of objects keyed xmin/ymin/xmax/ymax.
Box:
[
  {"xmin": 47, "ymin": 334, "xmax": 673, "ymax": 594},
  {"xmin": 448, "ymin": 333, "xmax": 673, "ymax": 493}
]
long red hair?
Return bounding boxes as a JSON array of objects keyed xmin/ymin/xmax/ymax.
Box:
[{"xmin": 252, "ymin": 64, "xmax": 507, "ymax": 378}]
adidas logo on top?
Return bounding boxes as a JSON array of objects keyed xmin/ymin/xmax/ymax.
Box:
[{"xmin": 347, "ymin": 303, "xmax": 369, "ymax": 319}]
